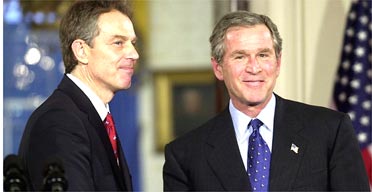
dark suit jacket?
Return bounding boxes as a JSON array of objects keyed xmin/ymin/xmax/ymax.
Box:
[
  {"xmin": 163, "ymin": 95, "xmax": 369, "ymax": 191},
  {"xmin": 18, "ymin": 75, "xmax": 132, "ymax": 191}
]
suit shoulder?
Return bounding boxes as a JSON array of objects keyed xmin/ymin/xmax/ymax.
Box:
[
  {"xmin": 34, "ymin": 90, "xmax": 76, "ymax": 113},
  {"xmin": 280, "ymin": 97, "xmax": 347, "ymax": 119},
  {"xmin": 166, "ymin": 109, "xmax": 228, "ymax": 148}
]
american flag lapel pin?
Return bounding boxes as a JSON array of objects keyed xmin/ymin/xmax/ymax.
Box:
[{"xmin": 291, "ymin": 143, "xmax": 299, "ymax": 154}]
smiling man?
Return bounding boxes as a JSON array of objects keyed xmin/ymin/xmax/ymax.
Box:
[
  {"xmin": 18, "ymin": 1, "xmax": 138, "ymax": 191},
  {"xmin": 163, "ymin": 11, "xmax": 369, "ymax": 191}
]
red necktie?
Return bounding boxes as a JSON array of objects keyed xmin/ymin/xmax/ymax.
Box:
[{"xmin": 104, "ymin": 113, "xmax": 119, "ymax": 164}]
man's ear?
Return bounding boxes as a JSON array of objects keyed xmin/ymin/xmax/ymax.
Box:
[
  {"xmin": 211, "ymin": 57, "xmax": 224, "ymax": 81},
  {"xmin": 71, "ymin": 39, "xmax": 89, "ymax": 64}
]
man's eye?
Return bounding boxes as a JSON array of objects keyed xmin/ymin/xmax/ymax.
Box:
[
  {"xmin": 114, "ymin": 41, "xmax": 123, "ymax": 46},
  {"xmin": 259, "ymin": 53, "xmax": 269, "ymax": 58},
  {"xmin": 235, "ymin": 56, "xmax": 244, "ymax": 60}
]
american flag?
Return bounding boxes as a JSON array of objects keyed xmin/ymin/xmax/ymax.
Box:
[{"xmin": 332, "ymin": 0, "xmax": 372, "ymax": 186}]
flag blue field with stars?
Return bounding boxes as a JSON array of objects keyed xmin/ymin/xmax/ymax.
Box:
[{"xmin": 332, "ymin": 0, "xmax": 372, "ymax": 185}]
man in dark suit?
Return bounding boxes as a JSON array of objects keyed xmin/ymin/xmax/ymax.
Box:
[
  {"xmin": 18, "ymin": 1, "xmax": 139, "ymax": 191},
  {"xmin": 163, "ymin": 11, "xmax": 369, "ymax": 191}
]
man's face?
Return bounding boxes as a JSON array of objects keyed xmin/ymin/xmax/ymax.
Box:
[
  {"xmin": 212, "ymin": 24, "xmax": 281, "ymax": 112},
  {"xmin": 85, "ymin": 10, "xmax": 139, "ymax": 94}
]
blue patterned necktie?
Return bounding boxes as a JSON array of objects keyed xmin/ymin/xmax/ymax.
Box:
[{"xmin": 248, "ymin": 119, "xmax": 271, "ymax": 191}]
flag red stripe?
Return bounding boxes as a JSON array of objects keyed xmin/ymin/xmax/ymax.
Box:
[{"xmin": 361, "ymin": 148, "xmax": 372, "ymax": 184}]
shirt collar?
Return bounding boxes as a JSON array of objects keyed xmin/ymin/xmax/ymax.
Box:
[
  {"xmin": 230, "ymin": 94, "xmax": 276, "ymax": 140},
  {"xmin": 66, "ymin": 73, "xmax": 109, "ymax": 121},
  {"xmin": 256, "ymin": 94, "xmax": 276, "ymax": 133}
]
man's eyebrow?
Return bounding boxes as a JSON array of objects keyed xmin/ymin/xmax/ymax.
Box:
[
  {"xmin": 258, "ymin": 48, "xmax": 274, "ymax": 53},
  {"xmin": 110, "ymin": 35, "xmax": 137, "ymax": 42},
  {"xmin": 230, "ymin": 48, "xmax": 274, "ymax": 56},
  {"xmin": 231, "ymin": 50, "xmax": 246, "ymax": 55}
]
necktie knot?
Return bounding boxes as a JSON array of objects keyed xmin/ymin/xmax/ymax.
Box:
[
  {"xmin": 105, "ymin": 113, "xmax": 114, "ymax": 127},
  {"xmin": 249, "ymin": 119, "xmax": 263, "ymax": 134}
]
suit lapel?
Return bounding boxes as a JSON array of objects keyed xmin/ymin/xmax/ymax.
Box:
[
  {"xmin": 89, "ymin": 112, "xmax": 128, "ymax": 190},
  {"xmin": 58, "ymin": 75, "xmax": 127, "ymax": 190},
  {"xmin": 205, "ymin": 109, "xmax": 251, "ymax": 191},
  {"xmin": 269, "ymin": 96, "xmax": 308, "ymax": 191},
  {"xmin": 117, "ymin": 138, "xmax": 133, "ymax": 191}
]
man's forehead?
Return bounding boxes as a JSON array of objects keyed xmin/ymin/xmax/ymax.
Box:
[{"xmin": 96, "ymin": 12, "xmax": 136, "ymax": 39}]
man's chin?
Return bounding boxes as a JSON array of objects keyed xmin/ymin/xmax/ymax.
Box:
[
  {"xmin": 244, "ymin": 97, "xmax": 267, "ymax": 107},
  {"xmin": 246, "ymin": 101, "xmax": 262, "ymax": 107},
  {"xmin": 116, "ymin": 82, "xmax": 132, "ymax": 91}
]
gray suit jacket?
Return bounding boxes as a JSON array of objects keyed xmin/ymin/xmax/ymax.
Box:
[
  {"xmin": 163, "ymin": 95, "xmax": 369, "ymax": 191},
  {"xmin": 18, "ymin": 75, "xmax": 132, "ymax": 191}
]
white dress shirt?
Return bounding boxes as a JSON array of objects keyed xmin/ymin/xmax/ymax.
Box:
[
  {"xmin": 229, "ymin": 94, "xmax": 276, "ymax": 171},
  {"xmin": 67, "ymin": 73, "xmax": 110, "ymax": 121}
]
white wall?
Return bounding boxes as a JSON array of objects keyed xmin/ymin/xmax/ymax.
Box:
[
  {"xmin": 303, "ymin": 0, "xmax": 351, "ymax": 106},
  {"xmin": 139, "ymin": 0, "xmax": 352, "ymax": 191},
  {"xmin": 147, "ymin": 0, "xmax": 214, "ymax": 70}
]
